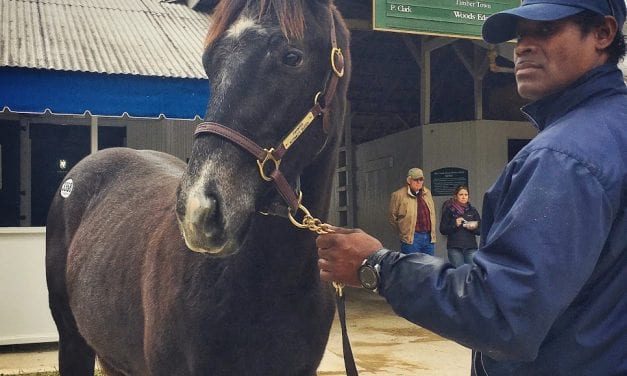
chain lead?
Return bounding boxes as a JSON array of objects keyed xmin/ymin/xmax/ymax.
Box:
[{"xmin": 286, "ymin": 192, "xmax": 343, "ymax": 296}]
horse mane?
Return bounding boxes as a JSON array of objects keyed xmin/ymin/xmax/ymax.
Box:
[{"xmin": 205, "ymin": 0, "xmax": 306, "ymax": 47}]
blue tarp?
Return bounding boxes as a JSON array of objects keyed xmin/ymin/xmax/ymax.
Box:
[{"xmin": 0, "ymin": 67, "xmax": 209, "ymax": 119}]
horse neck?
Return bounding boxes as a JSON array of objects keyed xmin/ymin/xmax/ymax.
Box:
[
  {"xmin": 210, "ymin": 219, "xmax": 319, "ymax": 294},
  {"xmin": 223, "ymin": 146, "xmax": 339, "ymax": 292},
  {"xmin": 300, "ymin": 99, "xmax": 345, "ymax": 218},
  {"xmin": 238, "ymin": 128, "xmax": 337, "ymax": 287}
]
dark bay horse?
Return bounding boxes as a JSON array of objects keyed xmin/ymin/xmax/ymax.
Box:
[{"xmin": 45, "ymin": 0, "xmax": 351, "ymax": 374}]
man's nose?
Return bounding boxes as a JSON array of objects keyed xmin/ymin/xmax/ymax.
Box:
[{"xmin": 514, "ymin": 37, "xmax": 534, "ymax": 57}]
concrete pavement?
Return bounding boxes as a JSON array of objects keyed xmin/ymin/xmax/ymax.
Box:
[{"xmin": 319, "ymin": 287, "xmax": 470, "ymax": 375}]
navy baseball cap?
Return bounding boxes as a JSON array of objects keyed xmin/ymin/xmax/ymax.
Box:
[{"xmin": 482, "ymin": 0, "xmax": 627, "ymax": 43}]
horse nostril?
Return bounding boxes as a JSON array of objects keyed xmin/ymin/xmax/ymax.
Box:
[
  {"xmin": 185, "ymin": 191, "xmax": 220, "ymax": 227},
  {"xmin": 204, "ymin": 195, "xmax": 219, "ymax": 220},
  {"xmin": 178, "ymin": 190, "xmax": 228, "ymax": 254}
]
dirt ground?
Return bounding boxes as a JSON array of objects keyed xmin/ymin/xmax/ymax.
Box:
[{"xmin": 0, "ymin": 288, "xmax": 470, "ymax": 375}]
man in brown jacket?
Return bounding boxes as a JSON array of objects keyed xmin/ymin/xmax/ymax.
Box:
[{"xmin": 388, "ymin": 168, "xmax": 437, "ymax": 255}]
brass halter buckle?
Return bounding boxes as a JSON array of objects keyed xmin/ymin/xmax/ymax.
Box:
[
  {"xmin": 256, "ymin": 148, "xmax": 281, "ymax": 182},
  {"xmin": 331, "ymin": 48, "xmax": 344, "ymax": 78}
]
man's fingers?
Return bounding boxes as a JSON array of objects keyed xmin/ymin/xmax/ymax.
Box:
[
  {"xmin": 316, "ymin": 232, "xmax": 342, "ymax": 249},
  {"xmin": 319, "ymin": 269, "xmax": 334, "ymax": 282},
  {"xmin": 317, "ymin": 244, "xmax": 330, "ymax": 258},
  {"xmin": 323, "ymin": 225, "xmax": 362, "ymax": 235},
  {"xmin": 317, "ymin": 226, "xmax": 364, "ymax": 249},
  {"xmin": 318, "ymin": 259, "xmax": 335, "ymax": 283},
  {"xmin": 318, "ymin": 258, "xmax": 331, "ymax": 270}
]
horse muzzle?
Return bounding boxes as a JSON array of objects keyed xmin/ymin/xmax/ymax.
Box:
[{"xmin": 176, "ymin": 187, "xmax": 233, "ymax": 255}]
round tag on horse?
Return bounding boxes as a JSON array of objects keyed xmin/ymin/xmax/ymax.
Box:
[{"xmin": 60, "ymin": 179, "xmax": 74, "ymax": 198}]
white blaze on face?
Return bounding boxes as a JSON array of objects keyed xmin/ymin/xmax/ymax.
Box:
[
  {"xmin": 225, "ymin": 17, "xmax": 260, "ymax": 40},
  {"xmin": 211, "ymin": 16, "xmax": 269, "ymax": 110}
]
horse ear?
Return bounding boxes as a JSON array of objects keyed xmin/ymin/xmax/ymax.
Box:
[{"xmin": 185, "ymin": 0, "xmax": 220, "ymax": 12}]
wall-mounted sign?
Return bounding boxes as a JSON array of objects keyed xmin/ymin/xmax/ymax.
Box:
[
  {"xmin": 373, "ymin": 0, "xmax": 520, "ymax": 39},
  {"xmin": 431, "ymin": 167, "xmax": 468, "ymax": 196}
]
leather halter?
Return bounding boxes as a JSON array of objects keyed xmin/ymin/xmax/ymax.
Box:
[{"xmin": 194, "ymin": 8, "xmax": 345, "ymax": 216}]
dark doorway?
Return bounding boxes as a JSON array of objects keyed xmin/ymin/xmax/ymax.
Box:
[
  {"xmin": 0, "ymin": 121, "xmax": 21, "ymax": 226},
  {"xmin": 508, "ymin": 139, "xmax": 531, "ymax": 162},
  {"xmin": 30, "ymin": 124, "xmax": 126, "ymax": 226}
]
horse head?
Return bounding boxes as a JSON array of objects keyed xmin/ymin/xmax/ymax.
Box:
[{"xmin": 176, "ymin": 0, "xmax": 351, "ymax": 255}]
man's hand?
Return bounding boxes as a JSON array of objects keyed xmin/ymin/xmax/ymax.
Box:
[{"xmin": 316, "ymin": 226, "xmax": 383, "ymax": 286}]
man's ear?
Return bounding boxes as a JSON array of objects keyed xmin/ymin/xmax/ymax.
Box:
[{"xmin": 595, "ymin": 16, "xmax": 618, "ymax": 50}]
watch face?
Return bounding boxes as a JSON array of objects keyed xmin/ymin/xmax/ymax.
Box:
[{"xmin": 358, "ymin": 264, "xmax": 379, "ymax": 290}]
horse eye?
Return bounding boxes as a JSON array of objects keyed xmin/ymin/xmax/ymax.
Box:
[{"xmin": 282, "ymin": 51, "xmax": 303, "ymax": 67}]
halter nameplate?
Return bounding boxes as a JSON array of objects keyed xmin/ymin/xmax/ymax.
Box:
[{"xmin": 282, "ymin": 111, "xmax": 316, "ymax": 149}]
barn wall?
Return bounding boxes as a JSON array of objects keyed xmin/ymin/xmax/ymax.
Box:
[
  {"xmin": 352, "ymin": 126, "xmax": 423, "ymax": 250},
  {"xmin": 345, "ymin": 120, "xmax": 537, "ymax": 259},
  {"xmin": 423, "ymin": 120, "xmax": 538, "ymax": 257},
  {"xmin": 126, "ymin": 119, "xmax": 196, "ymax": 162}
]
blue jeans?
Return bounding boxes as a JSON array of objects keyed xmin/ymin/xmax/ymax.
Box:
[
  {"xmin": 447, "ymin": 248, "xmax": 477, "ymax": 267},
  {"xmin": 400, "ymin": 232, "xmax": 434, "ymax": 255}
]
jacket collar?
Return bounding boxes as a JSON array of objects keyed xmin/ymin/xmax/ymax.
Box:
[
  {"xmin": 407, "ymin": 186, "xmax": 420, "ymax": 197},
  {"xmin": 521, "ymin": 64, "xmax": 626, "ymax": 131},
  {"xmin": 406, "ymin": 186, "xmax": 431, "ymax": 197}
]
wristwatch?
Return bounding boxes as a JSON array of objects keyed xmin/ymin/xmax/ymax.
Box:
[{"xmin": 357, "ymin": 258, "xmax": 381, "ymax": 291}]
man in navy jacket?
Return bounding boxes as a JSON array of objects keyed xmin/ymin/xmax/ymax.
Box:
[{"xmin": 317, "ymin": 0, "xmax": 627, "ymax": 374}]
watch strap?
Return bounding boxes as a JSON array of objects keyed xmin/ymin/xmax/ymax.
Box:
[
  {"xmin": 360, "ymin": 248, "xmax": 389, "ymax": 292},
  {"xmin": 366, "ymin": 248, "xmax": 389, "ymax": 267}
]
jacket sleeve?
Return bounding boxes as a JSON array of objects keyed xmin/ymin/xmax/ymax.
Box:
[
  {"xmin": 376, "ymin": 148, "xmax": 614, "ymax": 361},
  {"xmin": 388, "ymin": 191, "xmax": 400, "ymax": 231},
  {"xmin": 439, "ymin": 206, "xmax": 455, "ymax": 235}
]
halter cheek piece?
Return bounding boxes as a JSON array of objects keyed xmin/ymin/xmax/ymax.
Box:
[{"xmin": 194, "ymin": 9, "xmax": 345, "ymax": 228}]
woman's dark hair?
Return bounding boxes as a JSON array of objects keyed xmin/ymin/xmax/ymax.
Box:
[
  {"xmin": 571, "ymin": 10, "xmax": 626, "ymax": 65},
  {"xmin": 454, "ymin": 185, "xmax": 469, "ymax": 195}
]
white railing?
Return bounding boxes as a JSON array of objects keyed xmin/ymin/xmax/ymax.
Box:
[{"xmin": 0, "ymin": 227, "xmax": 58, "ymax": 345}]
